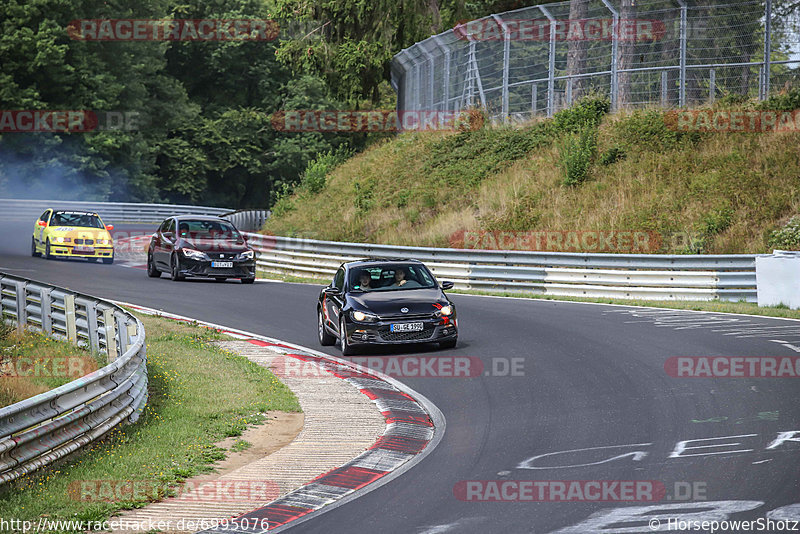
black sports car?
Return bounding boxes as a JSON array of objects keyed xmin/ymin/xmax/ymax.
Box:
[
  {"xmin": 317, "ymin": 259, "xmax": 458, "ymax": 355},
  {"xmin": 147, "ymin": 215, "xmax": 256, "ymax": 283}
]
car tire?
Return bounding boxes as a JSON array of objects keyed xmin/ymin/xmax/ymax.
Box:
[
  {"xmin": 339, "ymin": 318, "xmax": 354, "ymax": 356},
  {"xmin": 44, "ymin": 239, "xmax": 52, "ymax": 260},
  {"xmin": 240, "ymin": 277, "xmax": 255, "ymax": 284},
  {"xmin": 102, "ymin": 255, "xmax": 114, "ymax": 265},
  {"xmin": 439, "ymin": 337, "xmax": 457, "ymax": 349},
  {"xmin": 170, "ymin": 254, "xmax": 184, "ymax": 281},
  {"xmin": 318, "ymin": 308, "xmax": 335, "ymax": 346},
  {"xmin": 146, "ymin": 252, "xmax": 161, "ymax": 278},
  {"xmin": 31, "ymin": 237, "xmax": 40, "ymax": 257}
]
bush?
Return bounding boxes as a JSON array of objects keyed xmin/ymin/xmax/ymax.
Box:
[
  {"xmin": 300, "ymin": 148, "xmax": 351, "ymax": 194},
  {"xmin": 768, "ymin": 216, "xmax": 800, "ymax": 250},
  {"xmin": 553, "ymin": 96, "xmax": 611, "ymax": 134},
  {"xmin": 599, "ymin": 146, "xmax": 626, "ymax": 166},
  {"xmin": 757, "ymin": 86, "xmax": 800, "ymax": 112},
  {"xmin": 560, "ymin": 127, "xmax": 597, "ymax": 186},
  {"xmin": 613, "ymin": 109, "xmax": 701, "ymax": 152}
]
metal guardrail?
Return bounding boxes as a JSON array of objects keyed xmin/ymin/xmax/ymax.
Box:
[
  {"xmin": 0, "ymin": 198, "xmax": 232, "ymax": 224},
  {"xmin": 0, "ymin": 273, "xmax": 147, "ymax": 485},
  {"xmin": 244, "ymin": 234, "xmax": 757, "ymax": 302},
  {"xmin": 222, "ymin": 210, "xmax": 270, "ymax": 232}
]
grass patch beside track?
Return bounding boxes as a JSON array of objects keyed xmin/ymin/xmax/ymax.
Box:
[
  {"xmin": 0, "ymin": 323, "xmax": 104, "ymax": 407},
  {"xmin": 0, "ymin": 313, "xmax": 301, "ymax": 529},
  {"xmin": 256, "ymin": 269, "xmax": 800, "ymax": 320}
]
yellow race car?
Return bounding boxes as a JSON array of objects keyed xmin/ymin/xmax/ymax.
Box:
[{"xmin": 31, "ymin": 209, "xmax": 115, "ymax": 264}]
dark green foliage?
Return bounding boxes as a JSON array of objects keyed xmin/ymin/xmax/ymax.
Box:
[
  {"xmin": 552, "ymin": 97, "xmax": 611, "ymax": 134},
  {"xmin": 599, "ymin": 147, "xmax": 626, "ymax": 166},
  {"xmin": 560, "ymin": 127, "xmax": 597, "ymax": 186}
]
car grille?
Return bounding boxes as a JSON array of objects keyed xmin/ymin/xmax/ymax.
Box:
[
  {"xmin": 208, "ymin": 252, "xmax": 237, "ymax": 260},
  {"xmin": 381, "ymin": 313, "xmax": 437, "ymax": 321},
  {"xmin": 380, "ymin": 328, "xmax": 435, "ymax": 342},
  {"xmin": 74, "ymin": 239, "xmax": 94, "ymax": 245}
]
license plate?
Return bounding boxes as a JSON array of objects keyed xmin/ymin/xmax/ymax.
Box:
[
  {"xmin": 390, "ymin": 322, "xmax": 424, "ymax": 332},
  {"xmin": 73, "ymin": 246, "xmax": 94, "ymax": 253},
  {"xmin": 212, "ymin": 261, "xmax": 233, "ymax": 268}
]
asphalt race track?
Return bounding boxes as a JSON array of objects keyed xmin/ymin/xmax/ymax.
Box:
[{"xmin": 2, "ymin": 218, "xmax": 800, "ymax": 533}]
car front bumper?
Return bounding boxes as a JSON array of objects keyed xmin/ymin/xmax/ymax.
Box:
[
  {"xmin": 48, "ymin": 245, "xmax": 114, "ymax": 259},
  {"xmin": 343, "ymin": 316, "xmax": 458, "ymax": 346},
  {"xmin": 176, "ymin": 258, "xmax": 256, "ymax": 279}
]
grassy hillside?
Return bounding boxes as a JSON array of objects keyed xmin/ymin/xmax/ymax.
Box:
[{"xmin": 264, "ymin": 95, "xmax": 800, "ymax": 254}]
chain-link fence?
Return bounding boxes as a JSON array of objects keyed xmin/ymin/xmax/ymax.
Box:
[{"xmin": 391, "ymin": 0, "xmax": 800, "ymax": 122}]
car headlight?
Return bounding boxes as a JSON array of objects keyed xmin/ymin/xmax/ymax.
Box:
[
  {"xmin": 55, "ymin": 237, "xmax": 71, "ymax": 243},
  {"xmin": 181, "ymin": 248, "xmax": 208, "ymax": 261},
  {"xmin": 352, "ymin": 311, "xmax": 379, "ymax": 322},
  {"xmin": 237, "ymin": 250, "xmax": 255, "ymax": 260},
  {"xmin": 438, "ymin": 305, "xmax": 453, "ymax": 316}
]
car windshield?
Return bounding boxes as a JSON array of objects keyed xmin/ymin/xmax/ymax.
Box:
[
  {"xmin": 349, "ymin": 264, "xmax": 437, "ymax": 292},
  {"xmin": 178, "ymin": 220, "xmax": 242, "ymax": 241},
  {"xmin": 50, "ymin": 212, "xmax": 104, "ymax": 228}
]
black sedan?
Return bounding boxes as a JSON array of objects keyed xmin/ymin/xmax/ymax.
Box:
[
  {"xmin": 147, "ymin": 216, "xmax": 256, "ymax": 283},
  {"xmin": 317, "ymin": 259, "xmax": 458, "ymax": 355}
]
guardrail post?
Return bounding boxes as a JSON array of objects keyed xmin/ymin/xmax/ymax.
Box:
[
  {"xmin": 87, "ymin": 303, "xmax": 99, "ymax": 352},
  {"xmin": 64, "ymin": 294, "xmax": 77, "ymax": 343},
  {"xmin": 40, "ymin": 287, "xmax": 52, "ymax": 335},
  {"xmin": 116, "ymin": 313, "xmax": 129, "ymax": 354},
  {"xmin": 103, "ymin": 308, "xmax": 118, "ymax": 361},
  {"xmin": 14, "ymin": 281, "xmax": 27, "ymax": 330}
]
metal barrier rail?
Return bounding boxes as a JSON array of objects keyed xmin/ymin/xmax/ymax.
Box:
[
  {"xmin": 244, "ymin": 234, "xmax": 757, "ymax": 302},
  {"xmin": 222, "ymin": 210, "xmax": 270, "ymax": 232},
  {"xmin": 0, "ymin": 273, "xmax": 147, "ymax": 485},
  {"xmin": 0, "ymin": 198, "xmax": 231, "ymax": 224}
]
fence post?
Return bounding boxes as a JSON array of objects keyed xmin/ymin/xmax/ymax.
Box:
[
  {"xmin": 64, "ymin": 294, "xmax": 77, "ymax": 343},
  {"xmin": 532, "ymin": 83, "xmax": 538, "ymax": 114},
  {"xmin": 434, "ymin": 35, "xmax": 450, "ymax": 111},
  {"xmin": 661, "ymin": 70, "xmax": 669, "ymax": 107},
  {"xmin": 762, "ymin": 0, "xmax": 772, "ymax": 100},
  {"xmin": 492, "ymin": 14, "xmax": 511, "ymax": 123},
  {"xmin": 677, "ymin": 0, "xmax": 687, "ymax": 107},
  {"xmin": 601, "ymin": 0, "xmax": 619, "ymax": 110},
  {"xmin": 539, "ymin": 6, "xmax": 556, "ymax": 117},
  {"xmin": 709, "ymin": 68, "xmax": 716, "ymax": 103},
  {"xmin": 566, "ymin": 77, "xmax": 573, "ymax": 107}
]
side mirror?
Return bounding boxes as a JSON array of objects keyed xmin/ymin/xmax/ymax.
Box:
[
  {"xmin": 441, "ymin": 281, "xmax": 454, "ymax": 290},
  {"xmin": 323, "ymin": 287, "xmax": 341, "ymax": 296},
  {"xmin": 37, "ymin": 220, "xmax": 47, "ymax": 227},
  {"xmin": 105, "ymin": 225, "xmax": 114, "ymax": 231},
  {"xmin": 163, "ymin": 232, "xmax": 174, "ymax": 241}
]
